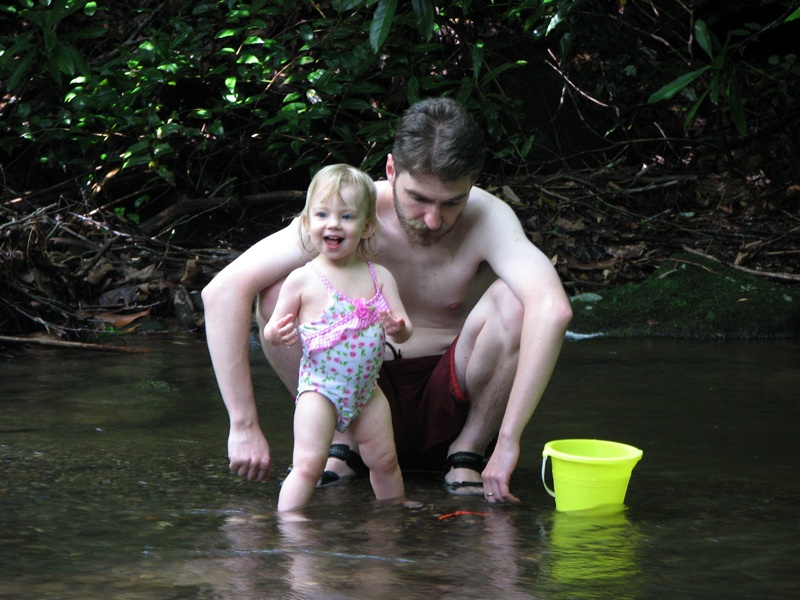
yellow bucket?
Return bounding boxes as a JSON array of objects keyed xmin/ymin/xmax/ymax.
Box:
[{"xmin": 542, "ymin": 439, "xmax": 643, "ymax": 512}]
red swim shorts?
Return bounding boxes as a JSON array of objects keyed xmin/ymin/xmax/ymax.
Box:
[{"xmin": 377, "ymin": 339, "xmax": 470, "ymax": 472}]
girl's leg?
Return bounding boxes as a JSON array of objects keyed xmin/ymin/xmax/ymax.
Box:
[
  {"xmin": 350, "ymin": 389, "xmax": 404, "ymax": 501},
  {"xmin": 278, "ymin": 392, "xmax": 337, "ymax": 512}
]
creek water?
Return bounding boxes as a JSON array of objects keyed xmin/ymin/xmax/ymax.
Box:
[{"xmin": 1, "ymin": 333, "xmax": 798, "ymax": 599}]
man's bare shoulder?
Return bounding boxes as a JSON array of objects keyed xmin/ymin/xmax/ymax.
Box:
[
  {"xmin": 465, "ymin": 185, "xmax": 515, "ymax": 215},
  {"xmin": 460, "ymin": 186, "xmax": 522, "ymax": 237}
]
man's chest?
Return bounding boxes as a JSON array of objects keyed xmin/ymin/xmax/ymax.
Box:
[{"xmin": 378, "ymin": 246, "xmax": 494, "ymax": 318}]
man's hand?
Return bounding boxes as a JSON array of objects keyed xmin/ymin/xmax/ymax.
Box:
[
  {"xmin": 481, "ymin": 440, "xmax": 521, "ymax": 504},
  {"xmin": 228, "ymin": 423, "xmax": 272, "ymax": 482}
]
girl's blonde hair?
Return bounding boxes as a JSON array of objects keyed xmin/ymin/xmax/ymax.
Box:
[{"xmin": 298, "ymin": 164, "xmax": 378, "ymax": 258}]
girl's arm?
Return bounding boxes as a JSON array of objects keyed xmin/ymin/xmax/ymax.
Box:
[
  {"xmin": 374, "ymin": 264, "xmax": 412, "ymax": 344},
  {"xmin": 264, "ymin": 270, "xmax": 304, "ymax": 346}
]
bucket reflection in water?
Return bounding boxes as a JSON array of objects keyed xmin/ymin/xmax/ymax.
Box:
[
  {"xmin": 542, "ymin": 439, "xmax": 643, "ymax": 512},
  {"xmin": 543, "ymin": 507, "xmax": 642, "ymax": 598}
]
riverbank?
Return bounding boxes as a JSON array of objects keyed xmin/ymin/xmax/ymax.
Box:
[{"xmin": 568, "ymin": 251, "xmax": 800, "ymax": 339}]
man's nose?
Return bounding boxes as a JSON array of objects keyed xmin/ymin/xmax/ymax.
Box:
[{"xmin": 424, "ymin": 207, "xmax": 442, "ymax": 230}]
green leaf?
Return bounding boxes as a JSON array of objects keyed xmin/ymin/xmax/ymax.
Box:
[
  {"xmin": 471, "ymin": 41, "xmax": 484, "ymax": 82},
  {"xmin": 648, "ymin": 66, "xmax": 710, "ymax": 103},
  {"xmin": 333, "ymin": 0, "xmax": 363, "ymax": 11},
  {"xmin": 157, "ymin": 165, "xmax": 175, "ymax": 187},
  {"xmin": 154, "ymin": 142, "xmax": 175, "ymax": 157},
  {"xmin": 44, "ymin": 29, "xmax": 58, "ymax": 53},
  {"xmin": 786, "ymin": 8, "xmax": 800, "ymax": 23},
  {"xmin": 694, "ymin": 20, "xmax": 714, "ymax": 60},
  {"xmin": 369, "ymin": 0, "xmax": 397, "ymax": 53},
  {"xmin": 727, "ymin": 70, "xmax": 747, "ymax": 137},
  {"xmin": 708, "ymin": 70, "xmax": 721, "ymax": 105},
  {"xmin": 51, "ymin": 42, "xmax": 76, "ymax": 76},
  {"xmin": 7, "ymin": 51, "xmax": 35, "ymax": 92},
  {"xmin": 559, "ymin": 31, "xmax": 572, "ymax": 63},
  {"xmin": 237, "ymin": 53, "xmax": 261, "ymax": 65},
  {"xmin": 122, "ymin": 152, "xmax": 152, "ymax": 169},
  {"xmin": 682, "ymin": 88, "xmax": 708, "ymax": 131},
  {"xmin": 412, "ymin": 0, "xmax": 434, "ymax": 42},
  {"xmin": 63, "ymin": 26, "xmax": 107, "ymax": 40},
  {"xmin": 479, "ymin": 61, "xmax": 523, "ymax": 87},
  {"xmin": 407, "ymin": 75, "xmax": 419, "ymax": 105}
]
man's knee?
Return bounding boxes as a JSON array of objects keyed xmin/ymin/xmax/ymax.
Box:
[
  {"xmin": 456, "ymin": 281, "xmax": 521, "ymax": 391},
  {"xmin": 487, "ymin": 280, "xmax": 523, "ymax": 345}
]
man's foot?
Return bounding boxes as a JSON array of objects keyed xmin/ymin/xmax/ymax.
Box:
[
  {"xmin": 443, "ymin": 451, "xmax": 486, "ymax": 496},
  {"xmin": 318, "ymin": 444, "xmax": 369, "ymax": 487}
]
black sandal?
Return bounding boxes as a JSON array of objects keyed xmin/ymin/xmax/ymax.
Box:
[
  {"xmin": 318, "ymin": 444, "xmax": 369, "ymax": 487},
  {"xmin": 443, "ymin": 451, "xmax": 486, "ymax": 494}
]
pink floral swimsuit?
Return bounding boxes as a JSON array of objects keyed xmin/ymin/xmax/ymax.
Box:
[{"xmin": 297, "ymin": 262, "xmax": 390, "ymax": 432}]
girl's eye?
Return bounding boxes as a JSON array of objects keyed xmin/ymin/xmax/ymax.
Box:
[
  {"xmin": 341, "ymin": 213, "xmax": 353, "ymax": 220},
  {"xmin": 314, "ymin": 211, "xmax": 327, "ymax": 218}
]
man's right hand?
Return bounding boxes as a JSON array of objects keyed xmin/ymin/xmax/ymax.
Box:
[{"xmin": 228, "ymin": 424, "xmax": 272, "ymax": 482}]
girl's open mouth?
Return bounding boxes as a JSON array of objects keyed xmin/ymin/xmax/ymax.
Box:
[{"xmin": 324, "ymin": 235, "xmax": 343, "ymax": 249}]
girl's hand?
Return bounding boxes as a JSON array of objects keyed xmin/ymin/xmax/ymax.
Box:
[
  {"xmin": 264, "ymin": 313, "xmax": 299, "ymax": 346},
  {"xmin": 379, "ymin": 310, "xmax": 409, "ymax": 342}
]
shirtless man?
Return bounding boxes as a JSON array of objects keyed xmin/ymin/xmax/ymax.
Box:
[{"xmin": 202, "ymin": 97, "xmax": 572, "ymax": 503}]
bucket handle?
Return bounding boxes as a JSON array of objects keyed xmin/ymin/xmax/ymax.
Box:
[{"xmin": 541, "ymin": 453, "xmax": 556, "ymax": 498}]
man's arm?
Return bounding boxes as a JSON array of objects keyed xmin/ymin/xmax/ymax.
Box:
[
  {"xmin": 202, "ymin": 221, "xmax": 307, "ymax": 482},
  {"xmin": 475, "ymin": 191, "xmax": 573, "ymax": 500}
]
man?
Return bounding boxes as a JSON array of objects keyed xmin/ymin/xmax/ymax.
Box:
[{"xmin": 202, "ymin": 97, "xmax": 572, "ymax": 503}]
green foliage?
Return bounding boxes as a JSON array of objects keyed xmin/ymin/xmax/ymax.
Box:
[
  {"xmin": 4, "ymin": 0, "xmax": 793, "ymax": 220},
  {"xmin": 1, "ymin": 0, "xmax": 100, "ymax": 92},
  {"xmin": 1, "ymin": 0, "xmax": 567, "ymax": 209},
  {"xmin": 648, "ymin": 5, "xmax": 800, "ymax": 138}
]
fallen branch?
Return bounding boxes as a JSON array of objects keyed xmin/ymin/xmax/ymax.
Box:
[
  {"xmin": 140, "ymin": 190, "xmax": 306, "ymax": 235},
  {"xmin": 682, "ymin": 246, "xmax": 800, "ymax": 282},
  {"xmin": 726, "ymin": 264, "xmax": 800, "ymax": 282},
  {"xmin": 0, "ymin": 334, "xmax": 149, "ymax": 353}
]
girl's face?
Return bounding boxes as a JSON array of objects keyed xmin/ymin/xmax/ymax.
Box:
[{"xmin": 305, "ymin": 184, "xmax": 372, "ymax": 261}]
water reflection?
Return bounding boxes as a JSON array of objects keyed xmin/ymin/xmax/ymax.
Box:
[
  {"xmin": 177, "ymin": 493, "xmax": 540, "ymax": 599},
  {"xmin": 1, "ymin": 335, "xmax": 799, "ymax": 598},
  {"xmin": 541, "ymin": 508, "xmax": 642, "ymax": 599}
]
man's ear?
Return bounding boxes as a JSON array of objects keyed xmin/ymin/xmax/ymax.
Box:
[{"xmin": 385, "ymin": 153, "xmax": 396, "ymax": 183}]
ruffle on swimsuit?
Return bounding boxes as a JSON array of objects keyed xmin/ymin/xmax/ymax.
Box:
[
  {"xmin": 303, "ymin": 263, "xmax": 389, "ymax": 352},
  {"xmin": 303, "ymin": 295, "xmax": 387, "ymax": 352}
]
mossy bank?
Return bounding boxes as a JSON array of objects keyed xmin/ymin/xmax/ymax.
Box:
[{"xmin": 568, "ymin": 254, "xmax": 800, "ymax": 339}]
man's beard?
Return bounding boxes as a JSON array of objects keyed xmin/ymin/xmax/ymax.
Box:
[{"xmin": 393, "ymin": 186, "xmax": 458, "ymax": 247}]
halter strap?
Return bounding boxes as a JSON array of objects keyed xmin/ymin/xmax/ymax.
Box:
[
  {"xmin": 307, "ymin": 262, "xmax": 333, "ymax": 293},
  {"xmin": 307, "ymin": 261, "xmax": 379, "ymax": 298}
]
